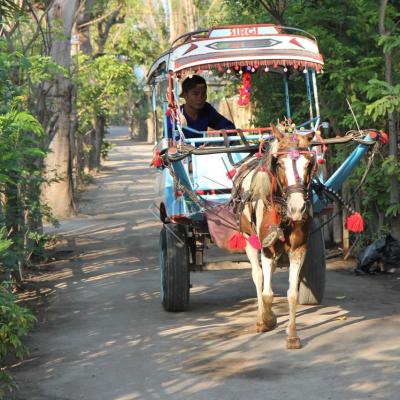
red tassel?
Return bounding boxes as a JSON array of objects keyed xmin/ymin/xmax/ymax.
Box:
[
  {"xmin": 151, "ymin": 151, "xmax": 163, "ymax": 168},
  {"xmin": 379, "ymin": 130, "xmax": 389, "ymax": 145},
  {"xmin": 261, "ymin": 164, "xmax": 267, "ymax": 172},
  {"xmin": 345, "ymin": 212, "xmax": 364, "ymax": 233},
  {"xmin": 248, "ymin": 234, "xmax": 262, "ymax": 250},
  {"xmin": 256, "ymin": 152, "xmax": 262, "ymax": 158},
  {"xmin": 226, "ymin": 168, "xmax": 237, "ymax": 179},
  {"xmin": 228, "ymin": 232, "xmax": 247, "ymax": 250}
]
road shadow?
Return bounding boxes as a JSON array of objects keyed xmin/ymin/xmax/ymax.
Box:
[{"xmin": 11, "ymin": 128, "xmax": 400, "ymax": 400}]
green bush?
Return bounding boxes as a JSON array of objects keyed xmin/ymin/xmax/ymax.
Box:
[{"xmin": 0, "ymin": 283, "xmax": 36, "ymax": 398}]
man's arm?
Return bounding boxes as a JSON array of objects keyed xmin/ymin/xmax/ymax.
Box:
[{"xmin": 206, "ymin": 103, "xmax": 236, "ymax": 130}]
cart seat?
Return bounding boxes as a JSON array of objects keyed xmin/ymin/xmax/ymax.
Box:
[{"xmin": 191, "ymin": 152, "xmax": 248, "ymax": 192}]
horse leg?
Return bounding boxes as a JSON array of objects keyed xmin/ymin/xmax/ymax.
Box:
[
  {"xmin": 286, "ymin": 247, "xmax": 306, "ymax": 349},
  {"xmin": 245, "ymin": 245, "xmax": 268, "ymax": 332},
  {"xmin": 258, "ymin": 253, "xmax": 277, "ymax": 331}
]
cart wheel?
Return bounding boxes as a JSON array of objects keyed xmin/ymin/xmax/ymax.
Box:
[
  {"xmin": 298, "ymin": 219, "xmax": 326, "ymax": 305},
  {"xmin": 160, "ymin": 224, "xmax": 190, "ymax": 312}
]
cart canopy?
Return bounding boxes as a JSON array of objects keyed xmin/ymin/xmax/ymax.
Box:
[{"xmin": 147, "ymin": 24, "xmax": 324, "ymax": 82}]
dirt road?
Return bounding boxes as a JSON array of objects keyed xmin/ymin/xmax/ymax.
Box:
[{"xmin": 11, "ymin": 127, "xmax": 400, "ymax": 400}]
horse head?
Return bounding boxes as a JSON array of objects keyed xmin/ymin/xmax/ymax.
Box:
[{"xmin": 270, "ymin": 124, "xmax": 315, "ymax": 221}]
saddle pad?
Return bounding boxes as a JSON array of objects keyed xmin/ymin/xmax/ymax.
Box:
[{"xmin": 205, "ymin": 203, "xmax": 245, "ymax": 254}]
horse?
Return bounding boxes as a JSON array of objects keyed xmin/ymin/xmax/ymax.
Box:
[{"xmin": 231, "ymin": 123, "xmax": 316, "ymax": 349}]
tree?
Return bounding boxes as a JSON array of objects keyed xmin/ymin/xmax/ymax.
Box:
[
  {"xmin": 41, "ymin": 0, "xmax": 79, "ymax": 218},
  {"xmin": 374, "ymin": 0, "xmax": 399, "ymax": 238},
  {"xmin": 167, "ymin": 0, "xmax": 196, "ymax": 42}
]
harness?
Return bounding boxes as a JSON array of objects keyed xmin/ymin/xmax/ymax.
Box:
[
  {"xmin": 231, "ymin": 143, "xmax": 317, "ymax": 244},
  {"xmin": 271, "ymin": 148, "xmax": 315, "ymax": 201}
]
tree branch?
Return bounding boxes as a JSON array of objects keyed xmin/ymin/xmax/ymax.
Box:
[
  {"xmin": 77, "ymin": 4, "xmax": 122, "ymax": 30},
  {"xmin": 258, "ymin": 0, "xmax": 287, "ymax": 25}
]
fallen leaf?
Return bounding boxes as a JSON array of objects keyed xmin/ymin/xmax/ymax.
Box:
[
  {"xmin": 336, "ymin": 315, "xmax": 347, "ymax": 321},
  {"xmin": 336, "ymin": 296, "xmax": 346, "ymax": 300}
]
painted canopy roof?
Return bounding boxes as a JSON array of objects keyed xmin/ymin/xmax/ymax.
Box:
[{"xmin": 147, "ymin": 24, "xmax": 324, "ymax": 82}]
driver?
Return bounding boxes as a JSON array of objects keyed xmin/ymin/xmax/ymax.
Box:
[{"xmin": 168, "ymin": 75, "xmax": 235, "ymax": 142}]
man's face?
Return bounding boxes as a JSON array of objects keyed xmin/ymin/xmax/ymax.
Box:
[{"xmin": 182, "ymin": 84, "xmax": 207, "ymax": 110}]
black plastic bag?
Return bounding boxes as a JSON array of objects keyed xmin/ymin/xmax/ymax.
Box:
[{"xmin": 356, "ymin": 234, "xmax": 400, "ymax": 274}]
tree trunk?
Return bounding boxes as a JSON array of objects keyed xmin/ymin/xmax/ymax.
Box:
[
  {"xmin": 184, "ymin": 0, "xmax": 196, "ymax": 31},
  {"xmin": 42, "ymin": 0, "xmax": 78, "ymax": 218},
  {"xmin": 168, "ymin": 0, "xmax": 196, "ymax": 42},
  {"xmin": 89, "ymin": 115, "xmax": 105, "ymax": 171},
  {"xmin": 72, "ymin": 0, "xmax": 96, "ymax": 185},
  {"xmin": 379, "ymin": 0, "xmax": 400, "ymax": 239}
]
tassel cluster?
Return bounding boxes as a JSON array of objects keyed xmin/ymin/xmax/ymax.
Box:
[
  {"xmin": 237, "ymin": 71, "xmax": 251, "ymax": 106},
  {"xmin": 150, "ymin": 151, "xmax": 163, "ymax": 168},
  {"xmin": 227, "ymin": 232, "xmax": 263, "ymax": 250},
  {"xmin": 228, "ymin": 232, "xmax": 247, "ymax": 250},
  {"xmin": 345, "ymin": 212, "xmax": 364, "ymax": 233},
  {"xmin": 248, "ymin": 234, "xmax": 262, "ymax": 250}
]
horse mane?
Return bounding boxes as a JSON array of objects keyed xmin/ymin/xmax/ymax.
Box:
[
  {"xmin": 236, "ymin": 135, "xmax": 309, "ymax": 201},
  {"xmin": 236, "ymin": 145, "xmax": 274, "ymax": 201}
]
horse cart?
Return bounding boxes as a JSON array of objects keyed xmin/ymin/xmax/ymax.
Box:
[{"xmin": 147, "ymin": 24, "xmax": 386, "ymax": 346}]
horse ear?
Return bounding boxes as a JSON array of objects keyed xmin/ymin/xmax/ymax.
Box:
[
  {"xmin": 271, "ymin": 123, "xmax": 283, "ymax": 140},
  {"xmin": 296, "ymin": 131, "xmax": 314, "ymax": 147}
]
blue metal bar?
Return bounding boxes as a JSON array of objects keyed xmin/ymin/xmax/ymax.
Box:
[
  {"xmin": 151, "ymin": 84, "xmax": 157, "ymax": 111},
  {"xmin": 283, "ymin": 74, "xmax": 291, "ymax": 118},
  {"xmin": 179, "ymin": 125, "xmax": 207, "ymax": 137},
  {"xmin": 185, "ymin": 134, "xmax": 274, "ymax": 144},
  {"xmin": 170, "ymin": 161, "xmax": 203, "ymax": 218},
  {"xmin": 161, "ymin": 72, "xmax": 169, "ymax": 139},
  {"xmin": 311, "ymin": 69, "xmax": 319, "ymax": 129},
  {"xmin": 304, "ymin": 70, "xmax": 314, "ymax": 129},
  {"xmin": 313, "ymin": 137, "xmax": 373, "ymax": 213},
  {"xmin": 296, "ymin": 117, "xmax": 319, "ymax": 129},
  {"xmin": 162, "ymin": 101, "xmax": 168, "ymax": 139},
  {"xmin": 171, "ymin": 160, "xmax": 193, "ymax": 191}
]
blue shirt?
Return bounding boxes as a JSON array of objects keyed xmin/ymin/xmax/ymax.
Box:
[{"xmin": 167, "ymin": 102, "xmax": 235, "ymax": 140}]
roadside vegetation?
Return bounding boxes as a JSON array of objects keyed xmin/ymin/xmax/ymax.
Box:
[{"xmin": 0, "ymin": 0, "xmax": 398, "ymax": 396}]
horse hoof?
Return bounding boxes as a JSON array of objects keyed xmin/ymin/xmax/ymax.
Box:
[
  {"xmin": 286, "ymin": 337, "xmax": 301, "ymax": 349},
  {"xmin": 256, "ymin": 319, "xmax": 276, "ymax": 333},
  {"xmin": 256, "ymin": 322, "xmax": 269, "ymax": 332}
]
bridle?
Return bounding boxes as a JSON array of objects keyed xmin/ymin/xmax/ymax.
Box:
[{"xmin": 271, "ymin": 148, "xmax": 317, "ymax": 201}]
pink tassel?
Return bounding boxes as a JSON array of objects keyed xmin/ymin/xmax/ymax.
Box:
[
  {"xmin": 345, "ymin": 212, "xmax": 364, "ymax": 233},
  {"xmin": 228, "ymin": 232, "xmax": 247, "ymax": 250},
  {"xmin": 248, "ymin": 234, "xmax": 262, "ymax": 250},
  {"xmin": 256, "ymin": 152, "xmax": 262, "ymax": 159},
  {"xmin": 226, "ymin": 168, "xmax": 237, "ymax": 179}
]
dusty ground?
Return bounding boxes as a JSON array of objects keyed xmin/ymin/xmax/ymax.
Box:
[{"xmin": 9, "ymin": 126, "xmax": 400, "ymax": 400}]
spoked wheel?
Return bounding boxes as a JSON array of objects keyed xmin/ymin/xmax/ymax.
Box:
[
  {"xmin": 160, "ymin": 224, "xmax": 190, "ymax": 312},
  {"xmin": 298, "ymin": 219, "xmax": 326, "ymax": 305}
]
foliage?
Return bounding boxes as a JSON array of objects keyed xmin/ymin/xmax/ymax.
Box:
[
  {"xmin": 366, "ymin": 80, "xmax": 400, "ymax": 121},
  {"xmin": 0, "ymin": 283, "xmax": 36, "ymax": 398},
  {"xmin": 76, "ymin": 54, "xmax": 136, "ymax": 131},
  {"xmin": 101, "ymin": 139, "xmax": 115, "ymax": 160},
  {"xmin": 215, "ymin": 0, "xmax": 400, "ymax": 238},
  {"xmin": 0, "ymin": 42, "xmax": 56, "ymax": 270},
  {"xmin": 0, "ymin": 0, "xmax": 22, "ymax": 22}
]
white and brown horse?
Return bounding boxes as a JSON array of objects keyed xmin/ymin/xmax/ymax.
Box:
[{"xmin": 232, "ymin": 124, "xmax": 316, "ymax": 349}]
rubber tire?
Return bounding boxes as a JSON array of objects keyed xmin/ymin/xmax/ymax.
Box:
[
  {"xmin": 160, "ymin": 224, "xmax": 190, "ymax": 312},
  {"xmin": 298, "ymin": 219, "xmax": 326, "ymax": 305}
]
